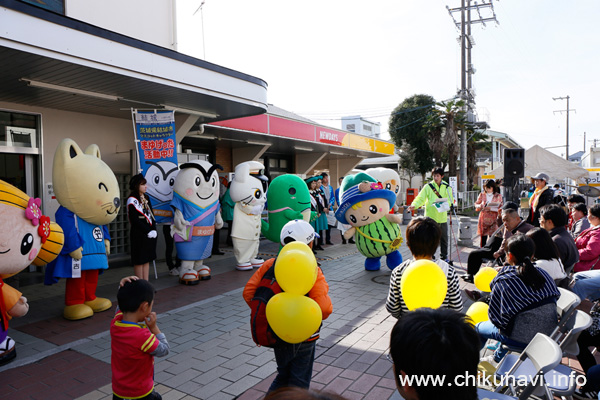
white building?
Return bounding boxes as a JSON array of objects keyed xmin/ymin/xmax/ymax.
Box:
[{"xmin": 341, "ymin": 116, "xmax": 381, "ymax": 139}]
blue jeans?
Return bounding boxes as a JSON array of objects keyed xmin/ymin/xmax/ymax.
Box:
[
  {"xmin": 572, "ymin": 270, "xmax": 600, "ymax": 301},
  {"xmin": 476, "ymin": 321, "xmax": 527, "ymax": 362},
  {"xmin": 268, "ymin": 341, "xmax": 316, "ymax": 393}
]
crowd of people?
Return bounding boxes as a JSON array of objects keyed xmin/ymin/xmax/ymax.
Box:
[{"xmin": 113, "ymin": 167, "xmax": 600, "ymax": 400}]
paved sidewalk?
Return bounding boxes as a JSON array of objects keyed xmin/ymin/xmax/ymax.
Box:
[{"xmin": 1, "ymin": 217, "xmax": 582, "ymax": 400}]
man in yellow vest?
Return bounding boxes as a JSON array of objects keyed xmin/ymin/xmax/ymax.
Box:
[{"xmin": 408, "ymin": 167, "xmax": 454, "ymax": 261}]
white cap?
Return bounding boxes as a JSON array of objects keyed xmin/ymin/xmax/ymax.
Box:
[{"xmin": 280, "ymin": 219, "xmax": 319, "ymax": 246}]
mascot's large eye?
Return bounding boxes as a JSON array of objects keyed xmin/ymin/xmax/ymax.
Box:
[
  {"xmin": 211, "ymin": 177, "xmax": 216, "ymax": 187},
  {"xmin": 195, "ymin": 176, "xmax": 201, "ymax": 186},
  {"xmin": 20, "ymin": 233, "xmax": 33, "ymax": 255},
  {"xmin": 98, "ymin": 182, "xmax": 108, "ymax": 192},
  {"xmin": 385, "ymin": 183, "xmax": 391, "ymax": 190},
  {"xmin": 169, "ymin": 178, "xmax": 175, "ymax": 186},
  {"xmin": 154, "ymin": 175, "xmax": 160, "ymax": 185},
  {"xmin": 289, "ymin": 187, "xmax": 296, "ymax": 195},
  {"xmin": 254, "ymin": 189, "xmax": 262, "ymax": 199},
  {"xmin": 369, "ymin": 205, "xmax": 377, "ymax": 214},
  {"xmin": 349, "ymin": 215, "xmax": 357, "ymax": 224}
]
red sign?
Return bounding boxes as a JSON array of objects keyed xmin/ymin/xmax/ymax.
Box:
[
  {"xmin": 212, "ymin": 114, "xmax": 268, "ymax": 133},
  {"xmin": 317, "ymin": 127, "xmax": 347, "ymax": 146},
  {"xmin": 269, "ymin": 116, "xmax": 315, "ymax": 141}
]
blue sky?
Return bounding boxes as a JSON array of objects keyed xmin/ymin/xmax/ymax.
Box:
[{"xmin": 176, "ymin": 0, "xmax": 600, "ymax": 157}]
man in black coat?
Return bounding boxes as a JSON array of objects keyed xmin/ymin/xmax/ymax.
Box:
[
  {"xmin": 540, "ymin": 204, "xmax": 579, "ymax": 273},
  {"xmin": 527, "ymin": 172, "xmax": 554, "ymax": 227}
]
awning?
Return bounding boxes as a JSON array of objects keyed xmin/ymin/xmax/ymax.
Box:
[{"xmin": 0, "ymin": 0, "xmax": 267, "ymax": 123}]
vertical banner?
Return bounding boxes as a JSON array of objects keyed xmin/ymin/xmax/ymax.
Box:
[
  {"xmin": 132, "ymin": 110, "xmax": 179, "ymax": 224},
  {"xmin": 448, "ymin": 176, "xmax": 458, "ymax": 205}
]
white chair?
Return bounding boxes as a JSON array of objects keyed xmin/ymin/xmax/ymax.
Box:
[
  {"xmin": 494, "ymin": 333, "xmax": 563, "ymax": 400},
  {"xmin": 496, "ymin": 311, "xmax": 592, "ymax": 399}
]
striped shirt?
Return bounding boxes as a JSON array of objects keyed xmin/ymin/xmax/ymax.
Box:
[
  {"xmin": 386, "ymin": 259, "xmax": 464, "ymax": 318},
  {"xmin": 488, "ymin": 266, "xmax": 560, "ymax": 331}
]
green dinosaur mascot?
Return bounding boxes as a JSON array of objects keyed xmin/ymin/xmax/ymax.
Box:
[{"xmin": 261, "ymin": 174, "xmax": 312, "ymax": 244}]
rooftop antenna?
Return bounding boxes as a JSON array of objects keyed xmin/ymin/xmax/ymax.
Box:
[{"xmin": 193, "ymin": 0, "xmax": 206, "ymax": 60}]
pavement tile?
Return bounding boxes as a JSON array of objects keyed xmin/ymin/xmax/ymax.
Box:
[
  {"xmin": 236, "ymin": 388, "xmax": 264, "ymax": 400},
  {"xmin": 363, "ymin": 386, "xmax": 395, "ymax": 400},
  {"xmin": 323, "ymin": 376, "xmax": 354, "ymax": 393},
  {"xmin": 161, "ymin": 369, "xmax": 204, "ymax": 389},
  {"xmin": 249, "ymin": 360, "xmax": 277, "ymax": 380},
  {"xmin": 221, "ymin": 363, "xmax": 258, "ymax": 382},
  {"xmin": 346, "ymin": 361, "xmax": 371, "ymax": 374},
  {"xmin": 377, "ymin": 377, "xmax": 397, "ymax": 390},
  {"xmin": 190, "ymin": 378, "xmax": 231, "ymax": 398},
  {"xmin": 222, "ymin": 375, "xmax": 262, "ymax": 396},
  {"xmin": 348, "ymin": 373, "xmax": 384, "ymax": 394},
  {"xmin": 246, "ymin": 350, "xmax": 274, "ymax": 367},
  {"xmin": 365, "ymin": 359, "xmax": 393, "ymax": 377},
  {"xmin": 194, "ymin": 355, "xmax": 229, "ymax": 372},
  {"xmin": 315, "ymin": 354, "xmax": 337, "ymax": 365},
  {"xmin": 341, "ymin": 390, "xmax": 365, "ymax": 400},
  {"xmin": 330, "ymin": 351, "xmax": 361, "ymax": 369},
  {"xmin": 312, "ymin": 365, "xmax": 344, "ymax": 385}
]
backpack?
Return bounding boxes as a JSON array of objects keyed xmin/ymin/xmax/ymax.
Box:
[{"xmin": 249, "ymin": 265, "xmax": 285, "ymax": 348}]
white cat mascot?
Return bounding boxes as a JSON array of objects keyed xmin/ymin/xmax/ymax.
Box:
[
  {"xmin": 366, "ymin": 167, "xmax": 401, "ymax": 213},
  {"xmin": 170, "ymin": 160, "xmax": 223, "ymax": 284},
  {"xmin": 229, "ymin": 161, "xmax": 268, "ymax": 271}
]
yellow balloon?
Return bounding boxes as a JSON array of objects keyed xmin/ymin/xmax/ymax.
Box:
[
  {"xmin": 275, "ymin": 242, "xmax": 318, "ymax": 295},
  {"xmin": 466, "ymin": 302, "xmax": 489, "ymax": 325},
  {"xmin": 474, "ymin": 266, "xmax": 498, "ymax": 292},
  {"xmin": 266, "ymin": 292, "xmax": 323, "ymax": 344},
  {"xmin": 400, "ymin": 260, "xmax": 447, "ymax": 311}
]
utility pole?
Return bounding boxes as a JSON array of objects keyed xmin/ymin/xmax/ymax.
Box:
[
  {"xmin": 447, "ymin": 1, "xmax": 498, "ymax": 191},
  {"xmin": 553, "ymin": 95, "xmax": 575, "ymax": 160},
  {"xmin": 584, "ymin": 131, "xmax": 586, "ymax": 153}
]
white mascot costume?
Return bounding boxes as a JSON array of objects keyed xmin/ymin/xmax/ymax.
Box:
[
  {"xmin": 366, "ymin": 167, "xmax": 401, "ymax": 213},
  {"xmin": 170, "ymin": 160, "xmax": 223, "ymax": 284},
  {"xmin": 229, "ymin": 161, "xmax": 268, "ymax": 271}
]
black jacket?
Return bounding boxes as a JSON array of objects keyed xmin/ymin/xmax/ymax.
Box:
[{"xmin": 527, "ymin": 188, "xmax": 554, "ymax": 227}]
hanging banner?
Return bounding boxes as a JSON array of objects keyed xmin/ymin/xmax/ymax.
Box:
[{"xmin": 132, "ymin": 110, "xmax": 179, "ymax": 224}]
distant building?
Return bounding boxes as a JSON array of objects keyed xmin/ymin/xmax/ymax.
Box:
[{"xmin": 341, "ymin": 116, "xmax": 381, "ymax": 139}]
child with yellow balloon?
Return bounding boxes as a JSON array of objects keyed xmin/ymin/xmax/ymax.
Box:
[
  {"xmin": 243, "ymin": 220, "xmax": 332, "ymax": 393},
  {"xmin": 386, "ymin": 217, "xmax": 463, "ymax": 318}
]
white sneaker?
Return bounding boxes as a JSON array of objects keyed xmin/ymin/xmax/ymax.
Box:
[
  {"xmin": 236, "ymin": 263, "xmax": 253, "ymax": 271},
  {"xmin": 169, "ymin": 267, "xmax": 180, "ymax": 276}
]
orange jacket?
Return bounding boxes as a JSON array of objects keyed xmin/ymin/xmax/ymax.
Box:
[{"xmin": 243, "ymin": 258, "xmax": 333, "ymax": 320}]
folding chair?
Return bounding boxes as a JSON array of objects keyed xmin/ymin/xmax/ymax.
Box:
[
  {"xmin": 549, "ymin": 288, "xmax": 581, "ymax": 340},
  {"xmin": 496, "ymin": 311, "xmax": 592, "ymax": 400},
  {"xmin": 494, "ymin": 333, "xmax": 563, "ymax": 400}
]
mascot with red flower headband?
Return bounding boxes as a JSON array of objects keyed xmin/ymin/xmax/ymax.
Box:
[
  {"xmin": 0, "ymin": 180, "xmax": 64, "ymax": 364},
  {"xmin": 335, "ymin": 172, "xmax": 403, "ymax": 271}
]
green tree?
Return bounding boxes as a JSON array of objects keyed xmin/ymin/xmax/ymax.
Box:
[
  {"xmin": 398, "ymin": 142, "xmax": 420, "ymax": 189},
  {"xmin": 389, "ymin": 94, "xmax": 436, "ymax": 176},
  {"xmin": 467, "ymin": 128, "xmax": 491, "ymax": 189},
  {"xmin": 426, "ymin": 99, "xmax": 468, "ymax": 178}
]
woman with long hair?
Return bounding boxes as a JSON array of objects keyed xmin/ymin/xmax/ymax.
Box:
[
  {"xmin": 475, "ymin": 234, "xmax": 559, "ymax": 364},
  {"xmin": 474, "ymin": 179, "xmax": 503, "ymax": 247},
  {"xmin": 573, "ymin": 204, "xmax": 600, "ymax": 272},
  {"xmin": 306, "ymin": 176, "xmax": 325, "ymax": 251},
  {"xmin": 526, "ymin": 227, "xmax": 567, "ymax": 283},
  {"xmin": 127, "ymin": 174, "xmax": 157, "ymax": 280}
]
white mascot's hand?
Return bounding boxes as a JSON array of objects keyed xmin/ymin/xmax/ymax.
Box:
[
  {"xmin": 173, "ymin": 209, "xmax": 189, "ymax": 231},
  {"xmin": 104, "ymin": 239, "xmax": 111, "ymax": 255},
  {"xmin": 215, "ymin": 212, "xmax": 224, "ymax": 230},
  {"xmin": 147, "ymin": 230, "xmax": 158, "ymax": 239},
  {"xmin": 70, "ymin": 247, "xmax": 83, "ymax": 260}
]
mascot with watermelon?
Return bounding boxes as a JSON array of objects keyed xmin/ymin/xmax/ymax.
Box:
[{"xmin": 335, "ymin": 172, "xmax": 403, "ymax": 271}]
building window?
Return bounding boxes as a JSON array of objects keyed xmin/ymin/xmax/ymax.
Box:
[
  {"xmin": 0, "ymin": 111, "xmax": 40, "ymax": 150},
  {"xmin": 363, "ymin": 125, "xmax": 372, "ymax": 132},
  {"xmin": 346, "ymin": 124, "xmax": 355, "ymax": 132}
]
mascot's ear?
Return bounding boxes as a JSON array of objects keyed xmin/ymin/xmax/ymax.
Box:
[
  {"xmin": 84, "ymin": 144, "xmax": 102, "ymax": 159},
  {"xmin": 57, "ymin": 138, "xmax": 83, "ymax": 160},
  {"xmin": 234, "ymin": 163, "xmax": 250, "ymax": 184}
]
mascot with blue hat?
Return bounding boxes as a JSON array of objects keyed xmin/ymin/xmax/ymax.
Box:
[{"xmin": 335, "ymin": 172, "xmax": 403, "ymax": 271}]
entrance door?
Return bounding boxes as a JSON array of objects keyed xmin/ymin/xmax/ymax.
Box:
[{"xmin": 0, "ymin": 153, "xmax": 38, "ymax": 196}]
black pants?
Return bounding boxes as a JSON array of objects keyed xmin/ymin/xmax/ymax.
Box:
[
  {"xmin": 577, "ymin": 330, "xmax": 600, "ymax": 373},
  {"xmin": 440, "ymin": 222, "xmax": 448, "ymax": 260},
  {"xmin": 467, "ymin": 235, "xmax": 503, "ymax": 276},
  {"xmin": 162, "ymin": 225, "xmax": 178, "ymax": 270},
  {"xmin": 325, "ymin": 225, "xmax": 332, "ymax": 243}
]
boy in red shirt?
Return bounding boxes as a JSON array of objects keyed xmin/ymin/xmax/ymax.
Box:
[
  {"xmin": 243, "ymin": 220, "xmax": 332, "ymax": 393},
  {"xmin": 111, "ymin": 279, "xmax": 169, "ymax": 400}
]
